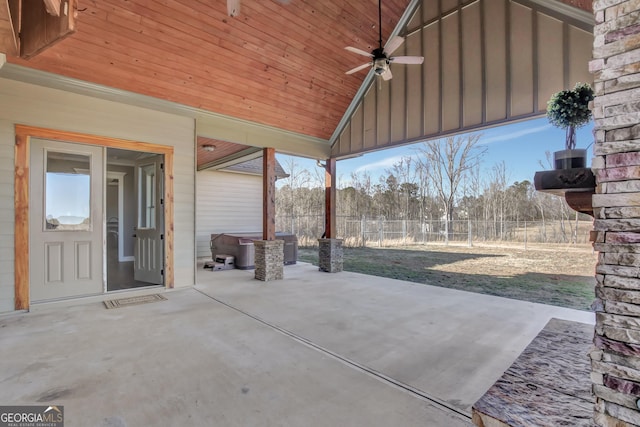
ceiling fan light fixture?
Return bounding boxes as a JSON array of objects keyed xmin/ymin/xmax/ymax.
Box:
[
  {"xmin": 344, "ymin": 0, "xmax": 421, "ymax": 80},
  {"xmin": 373, "ymin": 58, "xmax": 388, "ymax": 75}
]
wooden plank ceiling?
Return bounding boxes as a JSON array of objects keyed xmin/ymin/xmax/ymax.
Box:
[
  {"xmin": 3, "ymin": 0, "xmax": 592, "ymax": 155},
  {"xmin": 6, "ymin": 0, "xmax": 411, "ymax": 141}
]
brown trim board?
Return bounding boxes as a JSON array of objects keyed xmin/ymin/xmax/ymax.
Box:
[{"xmin": 14, "ymin": 125, "xmax": 175, "ymax": 310}]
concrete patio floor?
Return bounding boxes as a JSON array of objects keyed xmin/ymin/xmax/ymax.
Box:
[{"xmin": 0, "ymin": 262, "xmax": 594, "ymax": 426}]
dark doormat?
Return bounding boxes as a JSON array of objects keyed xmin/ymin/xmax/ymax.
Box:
[{"xmin": 104, "ymin": 294, "xmax": 167, "ymax": 309}]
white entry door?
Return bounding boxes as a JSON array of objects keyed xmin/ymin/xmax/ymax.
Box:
[
  {"xmin": 133, "ymin": 155, "xmax": 164, "ymax": 284},
  {"xmin": 29, "ymin": 139, "xmax": 104, "ymax": 302}
]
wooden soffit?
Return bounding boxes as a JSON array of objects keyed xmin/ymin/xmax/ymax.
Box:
[
  {"xmin": 196, "ymin": 137, "xmax": 262, "ymax": 171},
  {"xmin": 331, "ymin": 0, "xmax": 594, "ymax": 158}
]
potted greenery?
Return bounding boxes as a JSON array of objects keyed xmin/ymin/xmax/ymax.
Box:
[{"xmin": 546, "ymin": 82, "xmax": 594, "ymax": 169}]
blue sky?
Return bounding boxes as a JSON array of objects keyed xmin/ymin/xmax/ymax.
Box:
[
  {"xmin": 46, "ymin": 173, "xmax": 91, "ymax": 221},
  {"xmin": 277, "ymin": 116, "xmax": 595, "ymax": 188}
]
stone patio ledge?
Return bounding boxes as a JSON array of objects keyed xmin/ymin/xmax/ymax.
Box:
[{"xmin": 472, "ymin": 318, "xmax": 594, "ymax": 426}]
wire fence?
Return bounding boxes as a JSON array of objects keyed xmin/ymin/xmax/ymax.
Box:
[{"xmin": 276, "ymin": 215, "xmax": 593, "ymax": 248}]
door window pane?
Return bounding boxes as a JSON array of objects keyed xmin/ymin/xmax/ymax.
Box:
[
  {"xmin": 45, "ymin": 151, "xmax": 91, "ymax": 231},
  {"xmin": 138, "ymin": 163, "xmax": 156, "ymax": 229}
]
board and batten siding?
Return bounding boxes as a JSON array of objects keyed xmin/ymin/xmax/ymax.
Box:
[
  {"xmin": 332, "ymin": 0, "xmax": 593, "ymax": 158},
  {"xmin": 196, "ymin": 170, "xmax": 262, "ymax": 259},
  {"xmin": 0, "ymin": 77, "xmax": 196, "ymax": 313}
]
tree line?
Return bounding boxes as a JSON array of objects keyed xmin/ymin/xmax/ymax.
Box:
[{"xmin": 276, "ymin": 134, "xmax": 587, "ymax": 235}]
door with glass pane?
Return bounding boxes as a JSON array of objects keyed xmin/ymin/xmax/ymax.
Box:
[
  {"xmin": 133, "ymin": 155, "xmax": 164, "ymax": 284},
  {"xmin": 29, "ymin": 139, "xmax": 104, "ymax": 301}
]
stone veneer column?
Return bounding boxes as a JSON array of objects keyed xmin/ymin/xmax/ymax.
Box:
[
  {"xmin": 254, "ymin": 240, "xmax": 284, "ymax": 281},
  {"xmin": 590, "ymin": 1, "xmax": 640, "ymax": 425},
  {"xmin": 318, "ymin": 238, "xmax": 343, "ymax": 273}
]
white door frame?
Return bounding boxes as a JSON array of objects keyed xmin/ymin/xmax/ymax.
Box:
[{"xmin": 106, "ymin": 171, "xmax": 130, "ymax": 262}]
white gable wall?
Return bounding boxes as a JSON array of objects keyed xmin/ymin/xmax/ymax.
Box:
[
  {"xmin": 196, "ymin": 170, "xmax": 262, "ymax": 259},
  {"xmin": 0, "ymin": 77, "xmax": 196, "ymax": 313}
]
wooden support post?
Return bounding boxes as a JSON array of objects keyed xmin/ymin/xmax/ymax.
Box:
[
  {"xmin": 324, "ymin": 158, "xmax": 336, "ymax": 239},
  {"xmin": 263, "ymin": 147, "xmax": 276, "ymax": 241},
  {"xmin": 14, "ymin": 131, "xmax": 29, "ymax": 310},
  {"xmin": 319, "ymin": 158, "xmax": 342, "ymax": 273}
]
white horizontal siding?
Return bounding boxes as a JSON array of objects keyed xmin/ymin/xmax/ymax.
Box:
[
  {"xmin": 172, "ymin": 150, "xmax": 197, "ymax": 285},
  {"xmin": 195, "ymin": 170, "xmax": 262, "ymax": 258},
  {"xmin": 0, "ymin": 120, "xmax": 14, "ymax": 312},
  {"xmin": 0, "ymin": 78, "xmax": 196, "ymax": 312}
]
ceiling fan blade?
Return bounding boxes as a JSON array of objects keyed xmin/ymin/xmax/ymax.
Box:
[
  {"xmin": 381, "ymin": 68, "xmax": 393, "ymax": 81},
  {"xmin": 227, "ymin": 0, "xmax": 240, "ymax": 16},
  {"xmin": 384, "ymin": 36, "xmax": 405, "ymax": 56},
  {"xmin": 346, "ymin": 63, "xmax": 372, "ymax": 75},
  {"xmin": 345, "ymin": 46, "xmax": 374, "ymax": 58},
  {"xmin": 390, "ymin": 56, "xmax": 424, "ymax": 65}
]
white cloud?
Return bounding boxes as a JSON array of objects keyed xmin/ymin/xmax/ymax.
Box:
[
  {"xmin": 352, "ymin": 154, "xmax": 412, "ymax": 174},
  {"xmin": 480, "ymin": 124, "xmax": 552, "ymax": 145}
]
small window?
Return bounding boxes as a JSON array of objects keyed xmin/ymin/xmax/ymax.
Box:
[
  {"xmin": 138, "ymin": 162, "xmax": 156, "ymax": 229},
  {"xmin": 45, "ymin": 151, "xmax": 91, "ymax": 231}
]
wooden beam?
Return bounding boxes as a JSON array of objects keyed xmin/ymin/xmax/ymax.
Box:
[
  {"xmin": 21, "ymin": 0, "xmax": 76, "ymax": 59},
  {"xmin": 325, "ymin": 158, "xmax": 337, "ymax": 239},
  {"xmin": 263, "ymin": 147, "xmax": 276, "ymax": 241},
  {"xmin": 43, "ymin": 0, "xmax": 61, "ymax": 16},
  {"xmin": 0, "ymin": 0, "xmax": 20, "ymax": 56}
]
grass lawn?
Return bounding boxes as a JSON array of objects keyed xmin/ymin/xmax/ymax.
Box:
[{"xmin": 298, "ymin": 243, "xmax": 597, "ymax": 311}]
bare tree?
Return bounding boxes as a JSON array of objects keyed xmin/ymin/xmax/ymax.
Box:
[
  {"xmin": 414, "ymin": 158, "xmax": 436, "ymax": 232},
  {"xmin": 309, "ymin": 161, "xmax": 326, "ymax": 189},
  {"xmin": 276, "ymin": 156, "xmax": 314, "ymax": 233},
  {"xmin": 387, "ymin": 156, "xmax": 418, "ymax": 219},
  {"xmin": 416, "ymin": 134, "xmax": 486, "ymax": 241},
  {"xmin": 351, "ymin": 170, "xmax": 373, "ymax": 216},
  {"xmin": 490, "ymin": 161, "xmax": 509, "ymax": 239},
  {"xmin": 465, "ymin": 160, "xmax": 484, "ymax": 223}
]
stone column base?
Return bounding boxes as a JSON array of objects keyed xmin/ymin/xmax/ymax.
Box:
[
  {"xmin": 318, "ymin": 238, "xmax": 343, "ymax": 273},
  {"xmin": 254, "ymin": 240, "xmax": 284, "ymax": 281}
]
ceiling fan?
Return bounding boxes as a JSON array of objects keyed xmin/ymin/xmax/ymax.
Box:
[
  {"xmin": 227, "ymin": 0, "xmax": 240, "ymax": 17},
  {"xmin": 345, "ymin": 0, "xmax": 424, "ymax": 81}
]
